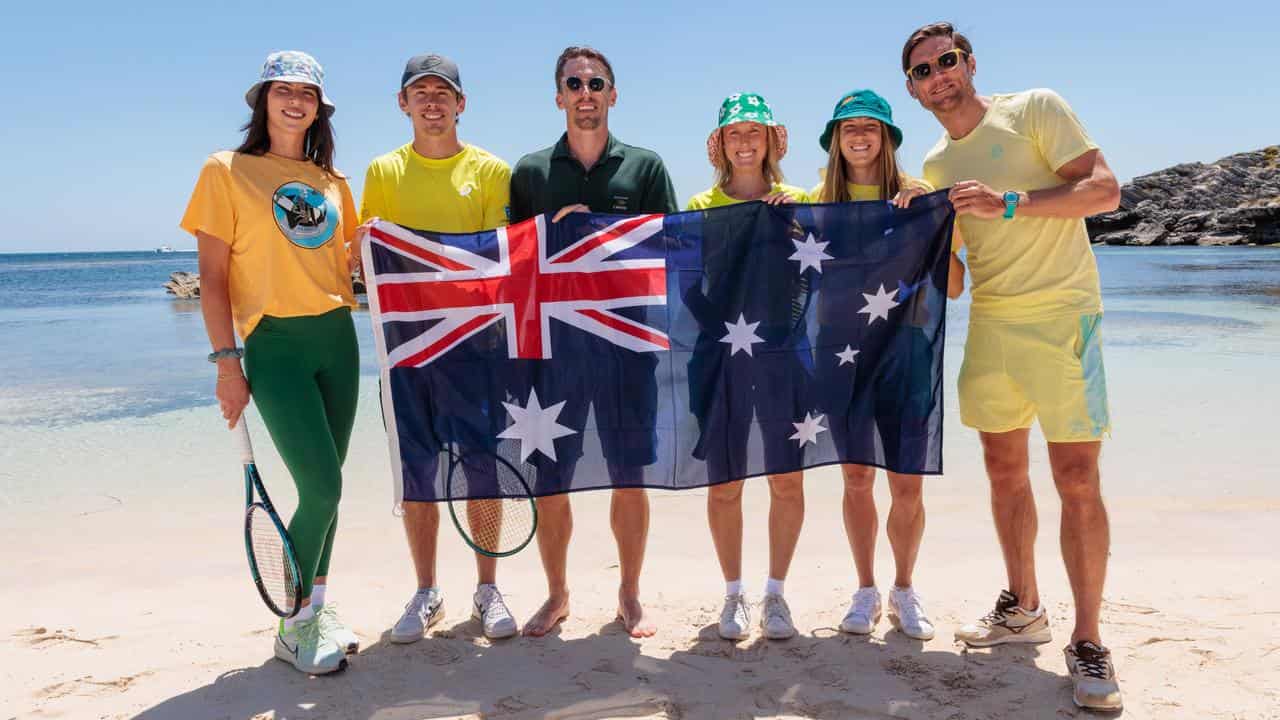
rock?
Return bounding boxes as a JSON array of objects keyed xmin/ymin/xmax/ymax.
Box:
[
  {"xmin": 1088, "ymin": 145, "xmax": 1280, "ymax": 246},
  {"xmin": 163, "ymin": 271, "xmax": 200, "ymax": 299}
]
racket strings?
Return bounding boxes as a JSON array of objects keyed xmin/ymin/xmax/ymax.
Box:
[
  {"xmin": 451, "ymin": 449, "xmax": 536, "ymax": 555},
  {"xmin": 248, "ymin": 506, "xmax": 298, "ymax": 611}
]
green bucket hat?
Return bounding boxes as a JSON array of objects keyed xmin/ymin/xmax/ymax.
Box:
[
  {"xmin": 818, "ymin": 89, "xmax": 902, "ymax": 152},
  {"xmin": 706, "ymin": 92, "xmax": 789, "ymax": 166}
]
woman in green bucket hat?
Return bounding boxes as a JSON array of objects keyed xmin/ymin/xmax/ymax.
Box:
[
  {"xmin": 687, "ymin": 92, "xmax": 808, "ymax": 209},
  {"xmin": 812, "ymin": 88, "xmax": 957, "ymax": 644},
  {"xmin": 686, "ymin": 92, "xmax": 810, "ymax": 643}
]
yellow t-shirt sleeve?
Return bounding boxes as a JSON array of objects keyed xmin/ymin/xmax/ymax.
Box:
[
  {"xmin": 180, "ymin": 155, "xmax": 236, "ymax": 245},
  {"xmin": 359, "ymin": 162, "xmax": 386, "ymax": 224},
  {"xmin": 339, "ymin": 178, "xmax": 358, "ymax": 246},
  {"xmin": 1029, "ymin": 89, "xmax": 1099, "ymax": 173},
  {"xmin": 481, "ymin": 159, "xmax": 513, "ymax": 229}
]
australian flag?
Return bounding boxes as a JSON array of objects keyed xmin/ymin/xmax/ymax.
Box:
[{"xmin": 364, "ymin": 192, "xmax": 954, "ymax": 503}]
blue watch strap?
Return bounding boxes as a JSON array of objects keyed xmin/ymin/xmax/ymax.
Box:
[
  {"xmin": 1002, "ymin": 191, "xmax": 1020, "ymax": 219},
  {"xmin": 208, "ymin": 348, "xmax": 244, "ymax": 363}
]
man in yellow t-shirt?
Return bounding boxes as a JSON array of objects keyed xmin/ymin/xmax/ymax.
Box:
[
  {"xmin": 904, "ymin": 22, "xmax": 1124, "ymax": 712},
  {"xmin": 359, "ymin": 54, "xmax": 517, "ymax": 643}
]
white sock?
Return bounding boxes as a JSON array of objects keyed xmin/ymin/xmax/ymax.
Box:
[
  {"xmin": 310, "ymin": 584, "xmax": 327, "ymax": 609},
  {"xmin": 284, "ymin": 604, "xmax": 315, "ymax": 630},
  {"xmin": 764, "ymin": 577, "xmax": 784, "ymax": 597},
  {"xmin": 1019, "ymin": 605, "xmax": 1045, "ymax": 617},
  {"xmin": 725, "ymin": 580, "xmax": 743, "ymax": 597}
]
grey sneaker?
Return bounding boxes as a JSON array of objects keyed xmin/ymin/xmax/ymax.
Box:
[
  {"xmin": 1065, "ymin": 641, "xmax": 1123, "ymax": 711},
  {"xmin": 472, "ymin": 585, "xmax": 517, "ymax": 639},
  {"xmin": 888, "ymin": 587, "xmax": 935, "ymax": 640},
  {"xmin": 840, "ymin": 587, "xmax": 882, "ymax": 635},
  {"xmin": 955, "ymin": 590, "xmax": 1051, "ymax": 647},
  {"xmin": 274, "ymin": 616, "xmax": 347, "ymax": 675},
  {"xmin": 316, "ymin": 604, "xmax": 359, "ymax": 654},
  {"xmin": 390, "ymin": 589, "xmax": 444, "ymax": 644},
  {"xmin": 718, "ymin": 593, "xmax": 751, "ymax": 640},
  {"xmin": 760, "ymin": 594, "xmax": 796, "ymax": 640}
]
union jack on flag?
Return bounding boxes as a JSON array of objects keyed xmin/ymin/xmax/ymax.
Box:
[{"xmin": 366, "ymin": 213, "xmax": 669, "ymax": 367}]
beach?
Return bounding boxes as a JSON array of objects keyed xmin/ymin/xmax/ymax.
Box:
[{"xmin": 2, "ymin": 248, "xmax": 1279, "ymax": 719}]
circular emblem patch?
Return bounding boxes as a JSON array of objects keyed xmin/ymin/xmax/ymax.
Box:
[{"xmin": 272, "ymin": 182, "xmax": 338, "ymax": 248}]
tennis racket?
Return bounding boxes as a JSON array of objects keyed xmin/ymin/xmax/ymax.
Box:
[
  {"xmin": 235, "ymin": 417, "xmax": 303, "ymax": 618},
  {"xmin": 445, "ymin": 441, "xmax": 538, "ymax": 558}
]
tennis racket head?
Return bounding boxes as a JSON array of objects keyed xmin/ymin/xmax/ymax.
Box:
[
  {"xmin": 243, "ymin": 463, "xmax": 304, "ymax": 618},
  {"xmin": 445, "ymin": 443, "xmax": 538, "ymax": 558}
]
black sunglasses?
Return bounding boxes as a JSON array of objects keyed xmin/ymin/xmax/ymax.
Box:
[
  {"xmin": 564, "ymin": 76, "xmax": 608, "ymax": 93},
  {"xmin": 906, "ymin": 48, "xmax": 969, "ymax": 81}
]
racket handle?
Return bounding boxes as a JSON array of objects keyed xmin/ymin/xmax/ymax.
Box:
[{"xmin": 232, "ymin": 417, "xmax": 255, "ymax": 464}]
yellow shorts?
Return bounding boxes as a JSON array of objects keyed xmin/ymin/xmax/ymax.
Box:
[{"xmin": 958, "ymin": 313, "xmax": 1110, "ymax": 442}]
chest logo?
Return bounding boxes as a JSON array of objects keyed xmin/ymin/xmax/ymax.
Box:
[
  {"xmin": 459, "ymin": 183, "xmax": 475, "ymax": 197},
  {"xmin": 990, "ymin": 144, "xmax": 1005, "ymax": 160},
  {"xmin": 272, "ymin": 182, "xmax": 338, "ymax": 249},
  {"xmin": 610, "ymin": 194, "xmax": 630, "ymax": 211}
]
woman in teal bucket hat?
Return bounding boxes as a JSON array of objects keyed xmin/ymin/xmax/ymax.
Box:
[
  {"xmin": 686, "ymin": 93, "xmax": 810, "ymax": 643},
  {"xmin": 813, "ymin": 89, "xmax": 929, "ymax": 205},
  {"xmin": 812, "ymin": 88, "xmax": 950, "ymax": 643}
]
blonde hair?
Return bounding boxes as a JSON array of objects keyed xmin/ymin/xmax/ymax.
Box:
[
  {"xmin": 713, "ymin": 125, "xmax": 785, "ymax": 191},
  {"xmin": 817, "ymin": 121, "xmax": 904, "ymax": 203}
]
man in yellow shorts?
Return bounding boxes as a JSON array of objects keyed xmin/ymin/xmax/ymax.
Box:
[{"xmin": 904, "ymin": 22, "xmax": 1124, "ymax": 711}]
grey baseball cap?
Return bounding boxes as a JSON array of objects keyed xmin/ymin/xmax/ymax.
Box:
[{"xmin": 401, "ymin": 54, "xmax": 462, "ymax": 93}]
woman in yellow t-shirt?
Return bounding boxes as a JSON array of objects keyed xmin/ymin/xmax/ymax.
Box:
[
  {"xmin": 179, "ymin": 51, "xmax": 358, "ymax": 676},
  {"xmin": 685, "ymin": 93, "xmax": 809, "ymax": 642},
  {"xmin": 811, "ymin": 89, "xmax": 945, "ymax": 642}
]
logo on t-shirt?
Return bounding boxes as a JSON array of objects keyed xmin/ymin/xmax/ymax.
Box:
[
  {"xmin": 990, "ymin": 144, "xmax": 1005, "ymax": 160},
  {"xmin": 272, "ymin": 182, "xmax": 338, "ymax": 248}
]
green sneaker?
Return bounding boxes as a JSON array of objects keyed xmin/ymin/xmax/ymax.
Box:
[
  {"xmin": 317, "ymin": 604, "xmax": 360, "ymax": 654},
  {"xmin": 274, "ymin": 615, "xmax": 347, "ymax": 675}
]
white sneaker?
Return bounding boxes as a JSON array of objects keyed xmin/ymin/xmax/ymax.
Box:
[
  {"xmin": 316, "ymin": 604, "xmax": 360, "ymax": 654},
  {"xmin": 888, "ymin": 586, "xmax": 935, "ymax": 640},
  {"xmin": 955, "ymin": 590, "xmax": 1052, "ymax": 647},
  {"xmin": 840, "ymin": 587, "xmax": 882, "ymax": 634},
  {"xmin": 390, "ymin": 588, "xmax": 444, "ymax": 644},
  {"xmin": 718, "ymin": 593, "xmax": 751, "ymax": 640},
  {"xmin": 472, "ymin": 585, "xmax": 517, "ymax": 639},
  {"xmin": 760, "ymin": 593, "xmax": 796, "ymax": 640},
  {"xmin": 1065, "ymin": 641, "xmax": 1123, "ymax": 711},
  {"xmin": 274, "ymin": 616, "xmax": 347, "ymax": 674}
]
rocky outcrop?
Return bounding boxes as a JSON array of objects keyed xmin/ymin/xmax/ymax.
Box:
[{"xmin": 1087, "ymin": 145, "xmax": 1280, "ymax": 246}]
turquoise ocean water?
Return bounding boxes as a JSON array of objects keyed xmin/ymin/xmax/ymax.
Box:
[{"xmin": 0, "ymin": 248, "xmax": 1277, "ymax": 428}]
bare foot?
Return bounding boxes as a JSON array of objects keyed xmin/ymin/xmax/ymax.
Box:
[
  {"xmin": 522, "ymin": 595, "xmax": 569, "ymax": 637},
  {"xmin": 617, "ymin": 591, "xmax": 656, "ymax": 638}
]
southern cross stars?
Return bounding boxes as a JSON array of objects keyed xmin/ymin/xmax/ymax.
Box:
[
  {"xmin": 790, "ymin": 412, "xmax": 827, "ymax": 447},
  {"xmin": 496, "ymin": 388, "xmax": 577, "ymax": 462},
  {"xmin": 857, "ymin": 283, "xmax": 900, "ymax": 325},
  {"xmin": 835, "ymin": 345, "xmax": 859, "ymax": 366},
  {"xmin": 788, "ymin": 233, "xmax": 833, "ymax": 274},
  {"xmin": 720, "ymin": 313, "xmax": 763, "ymax": 356}
]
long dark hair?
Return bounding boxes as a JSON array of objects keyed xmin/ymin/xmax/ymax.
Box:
[{"xmin": 235, "ymin": 82, "xmax": 337, "ymax": 175}]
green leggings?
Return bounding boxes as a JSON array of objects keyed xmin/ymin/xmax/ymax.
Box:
[{"xmin": 245, "ymin": 307, "xmax": 359, "ymax": 597}]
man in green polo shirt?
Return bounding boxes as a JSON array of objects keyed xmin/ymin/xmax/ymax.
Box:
[{"xmin": 510, "ymin": 45, "xmax": 678, "ymax": 639}]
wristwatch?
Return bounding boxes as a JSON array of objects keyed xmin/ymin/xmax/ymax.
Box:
[
  {"xmin": 207, "ymin": 347, "xmax": 244, "ymax": 363},
  {"xmin": 1002, "ymin": 191, "xmax": 1021, "ymax": 219}
]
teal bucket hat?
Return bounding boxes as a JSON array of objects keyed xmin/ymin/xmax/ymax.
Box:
[
  {"xmin": 818, "ymin": 89, "xmax": 901, "ymax": 152},
  {"xmin": 706, "ymin": 92, "xmax": 789, "ymax": 166}
]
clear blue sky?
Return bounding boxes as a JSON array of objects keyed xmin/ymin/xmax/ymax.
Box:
[{"xmin": 1, "ymin": 1, "xmax": 1275, "ymax": 252}]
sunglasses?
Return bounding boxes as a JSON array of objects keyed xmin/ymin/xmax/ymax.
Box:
[
  {"xmin": 906, "ymin": 48, "xmax": 969, "ymax": 81},
  {"xmin": 563, "ymin": 76, "xmax": 608, "ymax": 93}
]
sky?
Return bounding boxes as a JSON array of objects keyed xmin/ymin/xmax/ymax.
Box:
[{"xmin": 0, "ymin": 0, "xmax": 1275, "ymax": 253}]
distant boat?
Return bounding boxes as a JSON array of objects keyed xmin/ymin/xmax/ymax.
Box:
[{"xmin": 156, "ymin": 245, "xmax": 175, "ymax": 253}]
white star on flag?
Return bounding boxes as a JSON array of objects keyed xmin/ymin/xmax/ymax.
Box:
[
  {"xmin": 835, "ymin": 345, "xmax": 859, "ymax": 366},
  {"xmin": 857, "ymin": 283, "xmax": 900, "ymax": 325},
  {"xmin": 720, "ymin": 313, "xmax": 763, "ymax": 357},
  {"xmin": 788, "ymin": 233, "xmax": 833, "ymax": 274},
  {"xmin": 496, "ymin": 388, "xmax": 577, "ymax": 462},
  {"xmin": 790, "ymin": 412, "xmax": 828, "ymax": 447}
]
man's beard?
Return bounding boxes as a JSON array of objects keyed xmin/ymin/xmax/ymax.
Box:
[{"xmin": 573, "ymin": 115, "xmax": 602, "ymax": 130}]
